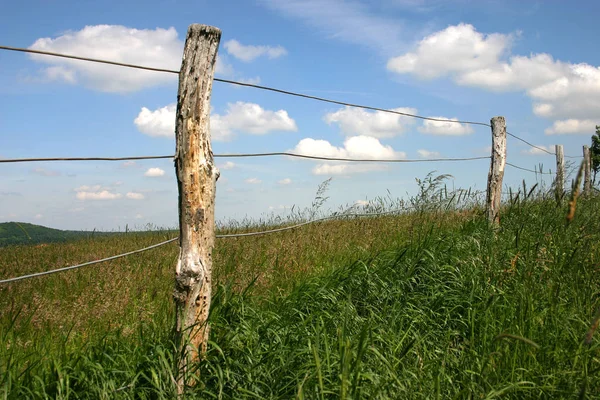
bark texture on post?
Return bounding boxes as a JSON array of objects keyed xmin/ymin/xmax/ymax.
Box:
[
  {"xmin": 486, "ymin": 116, "xmax": 507, "ymax": 225},
  {"xmin": 583, "ymin": 145, "xmax": 591, "ymax": 195},
  {"xmin": 173, "ymin": 24, "xmax": 221, "ymax": 390},
  {"xmin": 555, "ymin": 144, "xmax": 565, "ymax": 201}
]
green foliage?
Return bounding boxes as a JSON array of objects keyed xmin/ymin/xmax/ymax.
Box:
[
  {"xmin": 0, "ymin": 222, "xmax": 102, "ymax": 247},
  {"xmin": 1, "ymin": 188, "xmax": 600, "ymax": 398},
  {"xmin": 590, "ymin": 125, "xmax": 600, "ymax": 184}
]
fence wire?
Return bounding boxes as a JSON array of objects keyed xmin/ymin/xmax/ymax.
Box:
[
  {"xmin": 0, "ymin": 45, "xmax": 487, "ymax": 127},
  {"xmin": 1, "ymin": 206, "xmax": 423, "ymax": 284},
  {"xmin": 506, "ymin": 162, "xmax": 554, "ymax": 175},
  {"xmin": 0, "ymin": 45, "xmax": 586, "ymax": 160},
  {"xmin": 0, "ymin": 153, "xmax": 490, "ymax": 164},
  {"xmin": 0, "ymin": 238, "xmax": 178, "ymax": 284}
]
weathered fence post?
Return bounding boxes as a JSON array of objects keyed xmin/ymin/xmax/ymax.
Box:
[
  {"xmin": 486, "ymin": 116, "xmax": 506, "ymax": 225},
  {"xmin": 173, "ymin": 24, "xmax": 221, "ymax": 393},
  {"xmin": 555, "ymin": 144, "xmax": 564, "ymax": 201},
  {"xmin": 583, "ymin": 145, "xmax": 592, "ymax": 195}
]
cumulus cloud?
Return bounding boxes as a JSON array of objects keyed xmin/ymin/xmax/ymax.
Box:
[
  {"xmin": 278, "ymin": 178, "xmax": 292, "ymax": 185},
  {"xmin": 144, "ymin": 167, "xmax": 165, "ymax": 177},
  {"xmin": 28, "ymin": 25, "xmax": 233, "ymax": 93},
  {"xmin": 544, "ymin": 119, "xmax": 599, "ymax": 135},
  {"xmin": 126, "ymin": 192, "xmax": 145, "ymax": 200},
  {"xmin": 29, "ymin": 25, "xmax": 183, "ymax": 92},
  {"xmin": 419, "ymin": 118, "xmax": 474, "ymax": 135},
  {"xmin": 134, "ymin": 102, "xmax": 297, "ymax": 140},
  {"xmin": 417, "ymin": 149, "xmax": 441, "ymax": 158},
  {"xmin": 386, "ymin": 23, "xmax": 600, "ymax": 133},
  {"xmin": 76, "ymin": 190, "xmax": 122, "ymax": 200},
  {"xmin": 387, "ymin": 24, "xmax": 512, "ymax": 80},
  {"xmin": 292, "ymin": 136, "xmax": 403, "ymax": 160},
  {"xmin": 324, "ymin": 106, "xmax": 417, "ymax": 138},
  {"xmin": 291, "ymin": 136, "xmax": 405, "ymax": 175},
  {"xmin": 521, "ymin": 145, "xmax": 552, "ymax": 155},
  {"xmin": 245, "ymin": 178, "xmax": 262, "ymax": 184},
  {"xmin": 224, "ymin": 39, "xmax": 287, "ymax": 62},
  {"xmin": 134, "ymin": 104, "xmax": 175, "ymax": 137},
  {"xmin": 220, "ymin": 161, "xmax": 236, "ymax": 170}
]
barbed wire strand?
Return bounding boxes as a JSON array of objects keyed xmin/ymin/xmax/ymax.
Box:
[
  {"xmin": 0, "ymin": 155, "xmax": 173, "ymax": 163},
  {"xmin": 506, "ymin": 132, "xmax": 555, "ymax": 155},
  {"xmin": 216, "ymin": 207, "xmax": 415, "ymax": 238},
  {"xmin": 0, "ymin": 238, "xmax": 178, "ymax": 285},
  {"xmin": 506, "ymin": 162, "xmax": 554, "ymax": 175},
  {"xmin": 0, "ymin": 154, "xmax": 490, "ymax": 164},
  {"xmin": 0, "ymin": 45, "xmax": 489, "ymax": 127},
  {"xmin": 215, "ymin": 153, "xmax": 490, "ymax": 163},
  {"xmin": 1, "ymin": 206, "xmax": 426, "ymax": 284}
]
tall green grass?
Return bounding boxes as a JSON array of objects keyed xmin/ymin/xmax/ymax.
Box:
[{"xmin": 1, "ymin": 180, "xmax": 599, "ymax": 398}]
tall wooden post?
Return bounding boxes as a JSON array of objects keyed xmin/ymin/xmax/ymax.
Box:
[
  {"xmin": 486, "ymin": 116, "xmax": 506, "ymax": 225},
  {"xmin": 173, "ymin": 24, "xmax": 221, "ymax": 393},
  {"xmin": 583, "ymin": 145, "xmax": 592, "ymax": 195},
  {"xmin": 555, "ymin": 144, "xmax": 564, "ymax": 201}
]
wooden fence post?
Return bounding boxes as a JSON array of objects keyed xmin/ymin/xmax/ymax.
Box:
[
  {"xmin": 486, "ymin": 116, "xmax": 506, "ymax": 225},
  {"xmin": 583, "ymin": 145, "xmax": 592, "ymax": 195},
  {"xmin": 555, "ymin": 144, "xmax": 564, "ymax": 201},
  {"xmin": 173, "ymin": 24, "xmax": 221, "ymax": 393}
]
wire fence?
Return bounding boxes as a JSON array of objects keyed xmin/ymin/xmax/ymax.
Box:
[
  {"xmin": 0, "ymin": 42, "xmax": 590, "ymax": 287},
  {"xmin": 0, "ymin": 205, "xmax": 421, "ymax": 284}
]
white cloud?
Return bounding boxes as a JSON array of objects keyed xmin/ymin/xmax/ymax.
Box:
[
  {"xmin": 134, "ymin": 104, "xmax": 175, "ymax": 137},
  {"xmin": 278, "ymin": 178, "xmax": 292, "ymax": 185},
  {"xmin": 221, "ymin": 102, "xmax": 297, "ymax": 135},
  {"xmin": 292, "ymin": 136, "xmax": 403, "ymax": 160},
  {"xmin": 29, "ymin": 25, "xmax": 183, "ymax": 93},
  {"xmin": 245, "ymin": 178, "xmax": 262, "ymax": 184},
  {"xmin": 220, "ymin": 161, "xmax": 236, "ymax": 170},
  {"xmin": 135, "ymin": 102, "xmax": 297, "ymax": 140},
  {"xmin": 545, "ymin": 119, "xmax": 599, "ymax": 135},
  {"xmin": 387, "ymin": 23, "xmax": 512, "ymax": 80},
  {"xmin": 28, "ymin": 25, "xmax": 233, "ymax": 93},
  {"xmin": 418, "ymin": 118, "xmax": 474, "ymax": 135},
  {"xmin": 126, "ymin": 192, "xmax": 145, "ymax": 200},
  {"xmin": 144, "ymin": 167, "xmax": 165, "ymax": 177},
  {"xmin": 76, "ymin": 190, "xmax": 122, "ymax": 200},
  {"xmin": 417, "ymin": 149, "xmax": 441, "ymax": 158},
  {"xmin": 312, "ymin": 163, "xmax": 387, "ymax": 176},
  {"xmin": 387, "ymin": 23, "xmax": 600, "ymax": 128},
  {"xmin": 324, "ymin": 106, "xmax": 417, "ymax": 138},
  {"xmin": 291, "ymin": 136, "xmax": 405, "ymax": 175},
  {"xmin": 355, "ymin": 200, "xmax": 369, "ymax": 206},
  {"xmin": 521, "ymin": 145, "xmax": 551, "ymax": 155},
  {"xmin": 224, "ymin": 39, "xmax": 287, "ymax": 62}
]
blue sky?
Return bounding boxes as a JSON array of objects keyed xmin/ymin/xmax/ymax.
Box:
[{"xmin": 0, "ymin": 0, "xmax": 598, "ymax": 231}]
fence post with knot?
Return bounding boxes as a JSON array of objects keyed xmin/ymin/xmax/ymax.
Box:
[
  {"xmin": 486, "ymin": 116, "xmax": 506, "ymax": 225},
  {"xmin": 583, "ymin": 145, "xmax": 592, "ymax": 195},
  {"xmin": 173, "ymin": 23, "xmax": 221, "ymax": 394}
]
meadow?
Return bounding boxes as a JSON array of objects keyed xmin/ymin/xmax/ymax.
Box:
[{"xmin": 1, "ymin": 176, "xmax": 600, "ymax": 399}]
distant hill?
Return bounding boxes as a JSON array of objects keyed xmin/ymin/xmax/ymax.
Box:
[{"xmin": 0, "ymin": 222, "xmax": 97, "ymax": 247}]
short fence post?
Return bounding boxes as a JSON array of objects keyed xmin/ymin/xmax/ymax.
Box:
[
  {"xmin": 555, "ymin": 144, "xmax": 564, "ymax": 201},
  {"xmin": 486, "ymin": 116, "xmax": 506, "ymax": 225},
  {"xmin": 173, "ymin": 24, "xmax": 221, "ymax": 393},
  {"xmin": 584, "ymin": 145, "xmax": 592, "ymax": 195}
]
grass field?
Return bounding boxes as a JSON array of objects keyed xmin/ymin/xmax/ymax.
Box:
[{"xmin": 1, "ymin": 178, "xmax": 600, "ymax": 399}]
